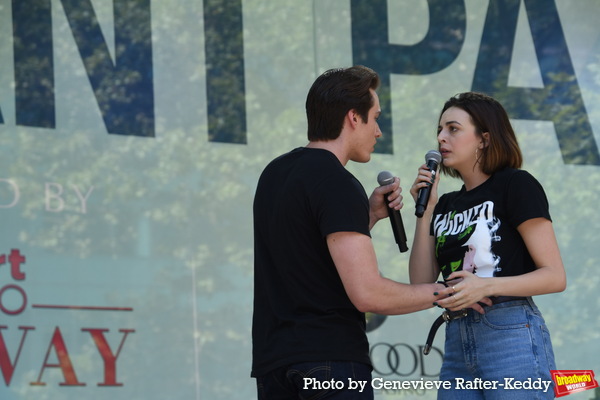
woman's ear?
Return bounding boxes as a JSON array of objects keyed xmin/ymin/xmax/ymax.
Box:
[{"xmin": 480, "ymin": 132, "xmax": 490, "ymax": 148}]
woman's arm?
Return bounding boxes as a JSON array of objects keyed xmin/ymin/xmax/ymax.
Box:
[
  {"xmin": 409, "ymin": 213, "xmax": 440, "ymax": 283},
  {"xmin": 408, "ymin": 164, "xmax": 441, "ymax": 283}
]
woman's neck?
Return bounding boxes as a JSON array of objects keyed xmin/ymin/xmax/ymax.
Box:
[{"xmin": 461, "ymin": 169, "xmax": 491, "ymax": 191}]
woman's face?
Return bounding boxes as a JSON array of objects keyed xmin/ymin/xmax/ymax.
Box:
[{"xmin": 437, "ymin": 106, "xmax": 483, "ymax": 173}]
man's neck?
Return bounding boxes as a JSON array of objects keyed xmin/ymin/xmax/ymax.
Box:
[{"xmin": 306, "ymin": 140, "xmax": 348, "ymax": 166}]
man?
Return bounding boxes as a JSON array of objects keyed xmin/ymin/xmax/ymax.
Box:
[{"xmin": 252, "ymin": 66, "xmax": 448, "ymax": 399}]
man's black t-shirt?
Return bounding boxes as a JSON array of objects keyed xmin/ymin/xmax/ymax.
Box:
[
  {"xmin": 252, "ymin": 147, "xmax": 372, "ymax": 377},
  {"xmin": 432, "ymin": 168, "xmax": 551, "ymax": 279}
]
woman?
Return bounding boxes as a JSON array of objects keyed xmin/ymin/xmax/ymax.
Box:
[{"xmin": 409, "ymin": 92, "xmax": 566, "ymax": 399}]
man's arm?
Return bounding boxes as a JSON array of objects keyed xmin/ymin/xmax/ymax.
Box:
[{"xmin": 327, "ymin": 231, "xmax": 446, "ymax": 315}]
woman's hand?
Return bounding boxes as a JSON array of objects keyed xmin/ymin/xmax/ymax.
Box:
[
  {"xmin": 410, "ymin": 163, "xmax": 440, "ymax": 208},
  {"xmin": 434, "ymin": 270, "xmax": 492, "ymax": 312}
]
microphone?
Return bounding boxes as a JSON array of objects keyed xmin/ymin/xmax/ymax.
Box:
[
  {"xmin": 415, "ymin": 150, "xmax": 442, "ymax": 218},
  {"xmin": 377, "ymin": 171, "xmax": 408, "ymax": 253}
]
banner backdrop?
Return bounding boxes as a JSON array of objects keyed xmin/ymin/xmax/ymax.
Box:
[{"xmin": 1, "ymin": 0, "xmax": 599, "ymax": 399}]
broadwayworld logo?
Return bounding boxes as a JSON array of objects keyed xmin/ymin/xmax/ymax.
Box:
[{"xmin": 551, "ymin": 370, "xmax": 599, "ymax": 398}]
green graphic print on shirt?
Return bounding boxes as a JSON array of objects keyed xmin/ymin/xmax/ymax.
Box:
[{"xmin": 433, "ymin": 200, "xmax": 501, "ymax": 279}]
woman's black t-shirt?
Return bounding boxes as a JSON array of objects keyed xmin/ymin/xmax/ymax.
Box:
[{"xmin": 431, "ymin": 168, "xmax": 551, "ymax": 279}]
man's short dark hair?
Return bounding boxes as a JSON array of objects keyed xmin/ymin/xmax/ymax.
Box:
[{"xmin": 306, "ymin": 65, "xmax": 380, "ymax": 141}]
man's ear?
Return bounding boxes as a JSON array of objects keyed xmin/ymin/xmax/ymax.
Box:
[{"xmin": 348, "ymin": 110, "xmax": 360, "ymax": 127}]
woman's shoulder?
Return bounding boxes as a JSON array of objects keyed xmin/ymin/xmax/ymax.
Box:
[{"xmin": 494, "ymin": 167, "xmax": 540, "ymax": 187}]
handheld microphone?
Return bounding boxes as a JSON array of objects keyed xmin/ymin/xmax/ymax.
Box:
[
  {"xmin": 415, "ymin": 150, "xmax": 442, "ymax": 218},
  {"xmin": 377, "ymin": 171, "xmax": 408, "ymax": 253}
]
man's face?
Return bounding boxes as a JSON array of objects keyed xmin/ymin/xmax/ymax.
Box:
[{"xmin": 349, "ymin": 89, "xmax": 382, "ymax": 163}]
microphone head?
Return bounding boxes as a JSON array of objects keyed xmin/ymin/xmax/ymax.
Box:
[
  {"xmin": 425, "ymin": 150, "xmax": 442, "ymax": 164},
  {"xmin": 377, "ymin": 170, "xmax": 394, "ymax": 186}
]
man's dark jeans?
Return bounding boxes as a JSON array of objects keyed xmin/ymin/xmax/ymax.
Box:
[{"xmin": 256, "ymin": 361, "xmax": 373, "ymax": 399}]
